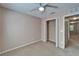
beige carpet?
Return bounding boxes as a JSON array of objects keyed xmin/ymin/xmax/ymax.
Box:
[{"xmin": 1, "ymin": 35, "xmax": 79, "ymax": 56}]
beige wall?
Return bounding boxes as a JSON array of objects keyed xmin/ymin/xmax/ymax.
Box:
[
  {"xmin": 41, "ymin": 8, "xmax": 79, "ymax": 49},
  {"xmin": 0, "ymin": 8, "xmax": 3, "ymax": 52},
  {"xmin": 41, "ymin": 10, "xmax": 69, "ymax": 49},
  {"xmin": 76, "ymin": 23, "xmax": 79, "ymax": 34},
  {"xmin": 0, "ymin": 8, "xmax": 41, "ymax": 52}
]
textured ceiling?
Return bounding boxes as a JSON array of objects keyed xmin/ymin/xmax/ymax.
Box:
[{"xmin": 0, "ymin": 3, "xmax": 79, "ymax": 18}]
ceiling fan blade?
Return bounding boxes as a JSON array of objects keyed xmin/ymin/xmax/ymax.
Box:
[
  {"xmin": 39, "ymin": 3, "xmax": 46, "ymax": 7},
  {"xmin": 46, "ymin": 5, "xmax": 58, "ymax": 8},
  {"xmin": 50, "ymin": 12, "xmax": 55, "ymax": 15},
  {"xmin": 43, "ymin": 7, "xmax": 46, "ymax": 13},
  {"xmin": 40, "ymin": 3, "xmax": 42, "ymax": 6},
  {"xmin": 31, "ymin": 7, "xmax": 38, "ymax": 12}
]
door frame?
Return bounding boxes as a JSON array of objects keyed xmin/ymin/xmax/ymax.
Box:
[
  {"xmin": 44, "ymin": 18, "xmax": 59, "ymax": 48},
  {"xmin": 64, "ymin": 19, "xmax": 70, "ymax": 47},
  {"xmin": 64, "ymin": 11, "xmax": 79, "ymax": 48}
]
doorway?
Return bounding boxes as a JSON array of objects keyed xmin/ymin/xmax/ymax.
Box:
[
  {"xmin": 46, "ymin": 19, "xmax": 56, "ymax": 46},
  {"xmin": 65, "ymin": 14, "xmax": 79, "ymax": 48}
]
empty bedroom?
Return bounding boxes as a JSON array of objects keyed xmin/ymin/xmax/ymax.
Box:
[{"xmin": 0, "ymin": 3, "xmax": 79, "ymax": 56}]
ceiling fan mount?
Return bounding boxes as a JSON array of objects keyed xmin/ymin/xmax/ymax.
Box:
[{"xmin": 38, "ymin": 3, "xmax": 46, "ymax": 12}]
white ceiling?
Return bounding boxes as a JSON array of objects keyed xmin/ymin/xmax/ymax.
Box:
[{"xmin": 0, "ymin": 3, "xmax": 79, "ymax": 18}]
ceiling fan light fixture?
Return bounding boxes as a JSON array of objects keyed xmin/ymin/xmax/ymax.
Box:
[
  {"xmin": 39, "ymin": 7, "xmax": 44, "ymax": 12},
  {"xmin": 73, "ymin": 17, "xmax": 77, "ymax": 20},
  {"xmin": 70, "ymin": 22, "xmax": 76, "ymax": 24}
]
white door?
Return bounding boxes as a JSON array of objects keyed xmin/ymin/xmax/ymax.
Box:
[{"xmin": 48, "ymin": 20, "xmax": 56, "ymax": 43}]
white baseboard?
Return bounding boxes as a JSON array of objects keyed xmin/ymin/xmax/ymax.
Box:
[
  {"xmin": 0, "ymin": 40, "xmax": 41, "ymax": 55},
  {"xmin": 41, "ymin": 39, "xmax": 47, "ymax": 42},
  {"xmin": 48, "ymin": 39, "xmax": 56, "ymax": 43}
]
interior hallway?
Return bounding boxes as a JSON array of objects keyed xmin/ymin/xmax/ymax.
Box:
[
  {"xmin": 68, "ymin": 33, "xmax": 79, "ymax": 47},
  {"xmin": 1, "ymin": 40, "xmax": 79, "ymax": 56}
]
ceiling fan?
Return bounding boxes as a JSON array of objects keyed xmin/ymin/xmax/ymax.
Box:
[{"xmin": 31, "ymin": 3, "xmax": 58, "ymax": 14}]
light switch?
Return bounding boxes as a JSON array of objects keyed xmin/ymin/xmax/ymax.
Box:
[{"xmin": 60, "ymin": 30, "xmax": 63, "ymax": 32}]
